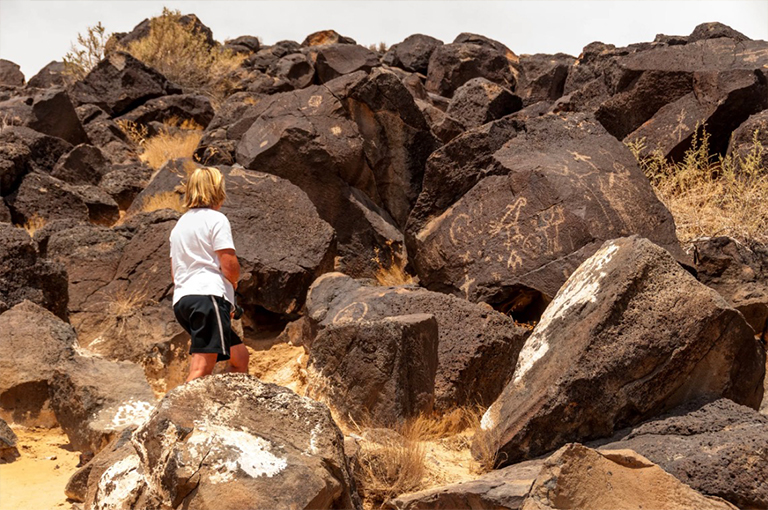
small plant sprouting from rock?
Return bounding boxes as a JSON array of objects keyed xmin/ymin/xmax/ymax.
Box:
[
  {"xmin": 372, "ymin": 241, "xmax": 415, "ymax": 286},
  {"xmin": 63, "ymin": 22, "xmax": 110, "ymax": 81},
  {"xmin": 19, "ymin": 214, "xmax": 46, "ymax": 238}
]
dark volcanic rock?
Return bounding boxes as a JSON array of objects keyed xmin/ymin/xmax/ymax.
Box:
[
  {"xmin": 408, "ymin": 113, "xmax": 682, "ymax": 309},
  {"xmin": 71, "ymin": 52, "xmax": 181, "ymax": 117},
  {"xmin": 306, "ymin": 273, "xmax": 530, "ymax": 409},
  {"xmin": 0, "ymin": 301, "xmax": 76, "ymax": 427},
  {"xmin": 314, "ymin": 44, "xmax": 380, "ymax": 83},
  {"xmin": 689, "ymin": 22, "xmax": 750, "ymax": 43},
  {"xmin": 383, "ymin": 34, "xmax": 444, "ymax": 74},
  {"xmin": 0, "ymin": 59, "xmax": 24, "ymax": 87},
  {"xmin": 516, "ymin": 53, "xmax": 575, "ymax": 106},
  {"xmin": 27, "ymin": 61, "xmax": 67, "ymax": 88},
  {"xmin": 727, "ymin": 109, "xmax": 768, "ymax": 163},
  {"xmin": 307, "ymin": 314, "xmax": 439, "ymax": 428},
  {"xmin": 67, "ymin": 427, "xmax": 136, "ymax": 503},
  {"xmin": 0, "ymin": 417, "xmax": 19, "ymax": 462},
  {"xmin": 0, "ymin": 126, "xmax": 72, "ymax": 195},
  {"xmin": 116, "ymin": 93, "xmax": 214, "ymax": 133},
  {"xmin": 268, "ymin": 53, "xmax": 316, "ymax": 90},
  {"xmin": 0, "ymin": 200, "xmax": 10, "ymax": 223},
  {"xmin": 5, "ymin": 172, "xmax": 90, "ymax": 224},
  {"xmin": 87, "ymin": 374, "xmax": 361, "ymax": 509},
  {"xmin": 302, "ymin": 29, "xmax": 356, "ymax": 47},
  {"xmin": 69, "ymin": 184, "xmax": 120, "ymax": 226},
  {"xmin": 75, "ymin": 105, "xmax": 135, "ymax": 164},
  {"xmin": 426, "ymin": 37, "xmax": 518, "ymax": 98},
  {"xmin": 0, "ymin": 88, "xmax": 89, "ymax": 145},
  {"xmin": 0, "ymin": 223, "xmax": 69, "ymax": 319},
  {"xmin": 100, "ymin": 163, "xmax": 153, "ymax": 209},
  {"xmin": 51, "ymin": 355, "xmax": 156, "ymax": 453},
  {"xmin": 225, "ymin": 35, "xmax": 261, "ymax": 54},
  {"xmin": 115, "ymin": 13, "xmax": 214, "ymax": 49},
  {"xmin": 446, "ymin": 77, "xmax": 522, "ymax": 129},
  {"xmin": 473, "ymin": 236, "xmax": 765, "ymax": 466},
  {"xmin": 51, "ymin": 144, "xmax": 108, "ymax": 185},
  {"xmin": 599, "ymin": 398, "xmax": 768, "ymax": 509},
  {"xmin": 693, "ymin": 236, "xmax": 768, "ymax": 339}
]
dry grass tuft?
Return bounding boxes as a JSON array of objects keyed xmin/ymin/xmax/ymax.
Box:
[
  {"xmin": 372, "ymin": 241, "xmax": 415, "ymax": 286},
  {"xmin": 139, "ymin": 119, "xmax": 203, "ymax": 171},
  {"xmin": 115, "ymin": 119, "xmax": 148, "ymax": 149},
  {"xmin": 20, "ymin": 215, "xmax": 47, "ymax": 238},
  {"xmin": 123, "ymin": 8, "xmax": 245, "ymax": 104},
  {"xmin": 141, "ymin": 191, "xmax": 186, "ymax": 214},
  {"xmin": 63, "ymin": 22, "xmax": 110, "ymax": 81},
  {"xmin": 627, "ymin": 125, "xmax": 768, "ymax": 245}
]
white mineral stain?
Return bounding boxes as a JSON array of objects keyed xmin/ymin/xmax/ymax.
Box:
[
  {"xmin": 186, "ymin": 424, "xmax": 288, "ymax": 483},
  {"xmin": 95, "ymin": 454, "xmax": 142, "ymax": 510},
  {"xmin": 97, "ymin": 400, "xmax": 155, "ymax": 430},
  {"xmin": 512, "ymin": 241, "xmax": 620, "ymax": 384},
  {"xmin": 480, "ymin": 404, "xmax": 499, "ymax": 431}
]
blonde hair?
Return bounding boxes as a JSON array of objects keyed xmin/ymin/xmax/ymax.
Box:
[{"xmin": 184, "ymin": 166, "xmax": 226, "ymax": 209}]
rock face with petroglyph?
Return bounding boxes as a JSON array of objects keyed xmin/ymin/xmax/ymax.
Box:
[
  {"xmin": 473, "ymin": 236, "xmax": 765, "ymax": 466},
  {"xmin": 87, "ymin": 374, "xmax": 361, "ymax": 510},
  {"xmin": 306, "ymin": 272, "xmax": 530, "ymax": 409},
  {"xmin": 307, "ymin": 313, "xmax": 439, "ymax": 427},
  {"xmin": 408, "ymin": 113, "xmax": 681, "ymax": 313}
]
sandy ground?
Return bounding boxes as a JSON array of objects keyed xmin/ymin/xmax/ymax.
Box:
[{"xmin": 0, "ymin": 426, "xmax": 80, "ymax": 510}]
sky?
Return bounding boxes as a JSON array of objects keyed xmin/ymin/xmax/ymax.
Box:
[{"xmin": 1, "ymin": 0, "xmax": 767, "ymax": 78}]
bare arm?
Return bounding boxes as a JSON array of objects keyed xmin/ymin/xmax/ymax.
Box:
[{"xmin": 216, "ymin": 248, "xmax": 240, "ymax": 289}]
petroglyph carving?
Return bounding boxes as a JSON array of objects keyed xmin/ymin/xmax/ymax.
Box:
[
  {"xmin": 333, "ymin": 302, "xmax": 369, "ymax": 324},
  {"xmin": 673, "ymin": 108, "xmax": 689, "ymax": 142}
]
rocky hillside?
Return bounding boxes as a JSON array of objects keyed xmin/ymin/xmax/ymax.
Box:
[{"xmin": 1, "ymin": 13, "xmax": 767, "ymax": 510}]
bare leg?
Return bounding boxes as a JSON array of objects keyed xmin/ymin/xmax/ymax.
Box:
[
  {"xmin": 187, "ymin": 353, "xmax": 218, "ymax": 382},
  {"xmin": 228, "ymin": 344, "xmax": 249, "ymax": 374}
]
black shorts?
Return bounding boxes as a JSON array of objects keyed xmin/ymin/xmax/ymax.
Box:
[{"xmin": 173, "ymin": 295, "xmax": 242, "ymax": 361}]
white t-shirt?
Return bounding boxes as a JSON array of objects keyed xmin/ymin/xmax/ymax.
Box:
[{"xmin": 170, "ymin": 208, "xmax": 236, "ymax": 306}]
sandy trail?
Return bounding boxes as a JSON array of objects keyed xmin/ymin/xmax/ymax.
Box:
[{"xmin": 0, "ymin": 426, "xmax": 79, "ymax": 510}]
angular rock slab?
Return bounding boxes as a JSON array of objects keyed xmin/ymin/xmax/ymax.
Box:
[
  {"xmin": 307, "ymin": 313, "xmax": 439, "ymax": 428},
  {"xmin": 306, "ymin": 273, "xmax": 529, "ymax": 410},
  {"xmin": 409, "ymin": 113, "xmax": 682, "ymax": 308},
  {"xmin": 88, "ymin": 374, "xmax": 361, "ymax": 510},
  {"xmin": 473, "ymin": 236, "xmax": 765, "ymax": 466},
  {"xmin": 446, "ymin": 77, "xmax": 522, "ymax": 130},
  {"xmin": 521, "ymin": 444, "xmax": 737, "ymax": 510},
  {"xmin": 0, "ymin": 88, "xmax": 89, "ymax": 145},
  {"xmin": 0, "ymin": 301, "xmax": 76, "ymax": 427},
  {"xmin": 599, "ymin": 398, "xmax": 768, "ymax": 510},
  {"xmin": 0, "ymin": 417, "xmax": 19, "ymax": 462},
  {"xmin": 383, "ymin": 34, "xmax": 444, "ymax": 75}
]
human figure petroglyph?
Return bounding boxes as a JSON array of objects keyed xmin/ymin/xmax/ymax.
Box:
[{"xmin": 673, "ymin": 108, "xmax": 689, "ymax": 142}]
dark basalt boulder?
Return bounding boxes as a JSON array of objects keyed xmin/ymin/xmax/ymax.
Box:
[
  {"xmin": 689, "ymin": 21, "xmax": 750, "ymax": 43},
  {"xmin": 114, "ymin": 13, "xmax": 214, "ymax": 49},
  {"xmin": 598, "ymin": 398, "xmax": 768, "ymax": 509},
  {"xmin": 86, "ymin": 374, "xmax": 362, "ymax": 510},
  {"xmin": 69, "ymin": 184, "xmax": 121, "ymax": 226},
  {"xmin": 515, "ymin": 53, "xmax": 575, "ymax": 106},
  {"xmin": 26, "ymin": 61, "xmax": 67, "ymax": 88},
  {"xmin": 407, "ymin": 113, "xmax": 682, "ymax": 310},
  {"xmin": 473, "ymin": 236, "xmax": 765, "ymax": 466},
  {"xmin": 0, "ymin": 223, "xmax": 69, "ymax": 319},
  {"xmin": 302, "ymin": 29, "xmax": 356, "ymax": 47},
  {"xmin": 426, "ymin": 35, "xmax": 519, "ymax": 98},
  {"xmin": 693, "ymin": 236, "xmax": 768, "ymax": 340},
  {"xmin": 70, "ymin": 52, "xmax": 181, "ymax": 117},
  {"xmin": 74, "ymin": 104, "xmax": 135, "ymax": 164},
  {"xmin": 0, "ymin": 418, "xmax": 19, "ymax": 462},
  {"xmin": 445, "ymin": 77, "xmax": 522, "ymax": 130},
  {"xmin": 0, "ymin": 201, "xmax": 10, "ymax": 223},
  {"xmin": 51, "ymin": 144, "xmax": 108, "ymax": 185},
  {"xmin": 383, "ymin": 34, "xmax": 444, "ymax": 75},
  {"xmin": 0, "ymin": 126, "xmax": 73, "ymax": 195},
  {"xmin": 0, "ymin": 301, "xmax": 76, "ymax": 427},
  {"xmin": 116, "ymin": 93, "xmax": 214, "ymax": 133},
  {"xmin": 306, "ymin": 273, "xmax": 530, "ymax": 410},
  {"xmin": 224, "ymin": 35, "xmax": 261, "ymax": 54},
  {"xmin": 0, "ymin": 88, "xmax": 89, "ymax": 145},
  {"xmin": 313, "ymin": 44, "xmax": 380, "ymax": 83},
  {"xmin": 247, "ymin": 41, "xmax": 303, "ymax": 72},
  {"xmin": 267, "ymin": 53, "xmax": 315, "ymax": 90},
  {"xmin": 0, "ymin": 59, "xmax": 24, "ymax": 87},
  {"xmin": 726, "ymin": 109, "xmax": 768, "ymax": 164},
  {"xmin": 99, "ymin": 162, "xmax": 153, "ymax": 210},
  {"xmin": 5, "ymin": 171, "xmax": 90, "ymax": 224},
  {"xmin": 307, "ymin": 314, "xmax": 439, "ymax": 428}
]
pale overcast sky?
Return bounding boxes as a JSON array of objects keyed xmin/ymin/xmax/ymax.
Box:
[{"xmin": 1, "ymin": 1, "xmax": 767, "ymax": 78}]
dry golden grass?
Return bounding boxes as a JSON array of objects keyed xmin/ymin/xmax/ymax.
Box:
[
  {"xmin": 372, "ymin": 241, "xmax": 415, "ymax": 286},
  {"xmin": 628, "ymin": 126, "xmax": 768, "ymax": 245},
  {"xmin": 141, "ymin": 191, "xmax": 186, "ymax": 214},
  {"xmin": 114, "ymin": 119, "xmax": 148, "ymax": 149},
  {"xmin": 139, "ymin": 119, "xmax": 203, "ymax": 170},
  {"xmin": 123, "ymin": 8, "xmax": 245, "ymax": 104},
  {"xmin": 21, "ymin": 215, "xmax": 47, "ymax": 238}
]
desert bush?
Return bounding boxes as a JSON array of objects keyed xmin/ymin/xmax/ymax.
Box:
[
  {"xmin": 141, "ymin": 191, "xmax": 186, "ymax": 214},
  {"xmin": 122, "ymin": 8, "xmax": 245, "ymax": 104},
  {"xmin": 117, "ymin": 117, "xmax": 203, "ymax": 170},
  {"xmin": 63, "ymin": 22, "xmax": 110, "ymax": 81},
  {"xmin": 628, "ymin": 126, "xmax": 768, "ymax": 245}
]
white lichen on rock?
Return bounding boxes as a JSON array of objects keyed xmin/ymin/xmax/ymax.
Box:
[{"xmin": 94, "ymin": 454, "xmax": 143, "ymax": 510}]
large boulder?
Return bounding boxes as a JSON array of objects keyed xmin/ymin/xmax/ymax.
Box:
[
  {"xmin": 599, "ymin": 398, "xmax": 768, "ymax": 509},
  {"xmin": 0, "ymin": 59, "xmax": 24, "ymax": 87},
  {"xmin": 0, "ymin": 417, "xmax": 19, "ymax": 462},
  {"xmin": 87, "ymin": 374, "xmax": 361, "ymax": 509},
  {"xmin": 306, "ymin": 273, "xmax": 530, "ymax": 409},
  {"xmin": 0, "ymin": 126, "xmax": 72, "ymax": 195},
  {"xmin": 313, "ymin": 44, "xmax": 380, "ymax": 83},
  {"xmin": 307, "ymin": 314, "xmax": 439, "ymax": 427},
  {"xmin": 75, "ymin": 104, "xmax": 136, "ymax": 165},
  {"xmin": 116, "ymin": 93, "xmax": 214, "ymax": 133},
  {"xmin": 70, "ymin": 51, "xmax": 181, "ymax": 117},
  {"xmin": 26, "ymin": 61, "xmax": 68, "ymax": 88},
  {"xmin": 113, "ymin": 13, "xmax": 215, "ymax": 50},
  {"xmin": 426, "ymin": 34, "xmax": 519, "ymax": 98},
  {"xmin": 0, "ymin": 88, "xmax": 89, "ymax": 145},
  {"xmin": 0, "ymin": 223, "xmax": 68, "ymax": 319},
  {"xmin": 693, "ymin": 236, "xmax": 768, "ymax": 339},
  {"xmin": 0, "ymin": 301, "xmax": 76, "ymax": 427},
  {"xmin": 727, "ymin": 109, "xmax": 768, "ymax": 163},
  {"xmin": 383, "ymin": 34, "xmax": 444, "ymax": 75},
  {"xmin": 51, "ymin": 144, "xmax": 109, "ymax": 185},
  {"xmin": 67, "ymin": 427, "xmax": 137, "ymax": 504},
  {"xmin": 50, "ymin": 355, "xmax": 156, "ymax": 454},
  {"xmin": 445, "ymin": 77, "xmax": 522, "ymax": 130},
  {"xmin": 473, "ymin": 236, "xmax": 765, "ymax": 466},
  {"xmin": 5, "ymin": 171, "xmax": 90, "ymax": 224},
  {"xmin": 521, "ymin": 444, "xmax": 736, "ymax": 510},
  {"xmin": 515, "ymin": 53, "xmax": 575, "ymax": 106},
  {"xmin": 268, "ymin": 53, "xmax": 316, "ymax": 90},
  {"xmin": 407, "ymin": 113, "xmax": 682, "ymax": 312},
  {"xmin": 302, "ymin": 30, "xmax": 356, "ymax": 47},
  {"xmin": 689, "ymin": 21, "xmax": 750, "ymax": 43}
]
